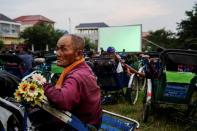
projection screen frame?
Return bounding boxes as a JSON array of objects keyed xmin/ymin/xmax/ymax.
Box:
[{"xmin": 98, "ymin": 24, "xmax": 142, "ymax": 53}]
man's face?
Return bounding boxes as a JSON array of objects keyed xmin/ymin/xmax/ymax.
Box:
[{"xmin": 56, "ymin": 36, "xmax": 77, "ymax": 67}]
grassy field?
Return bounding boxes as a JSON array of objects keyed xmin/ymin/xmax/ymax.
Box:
[{"xmin": 102, "ymin": 91, "xmax": 197, "ymax": 131}]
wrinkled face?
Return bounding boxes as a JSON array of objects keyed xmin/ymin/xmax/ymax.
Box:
[{"xmin": 56, "ymin": 36, "xmax": 77, "ymax": 67}]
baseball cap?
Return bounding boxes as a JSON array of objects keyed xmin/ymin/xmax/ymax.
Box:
[{"xmin": 107, "ymin": 47, "xmax": 115, "ymax": 53}]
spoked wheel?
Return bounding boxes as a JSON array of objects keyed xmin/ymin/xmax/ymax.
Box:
[
  {"xmin": 186, "ymin": 103, "xmax": 197, "ymax": 118},
  {"xmin": 126, "ymin": 75, "xmax": 139, "ymax": 105},
  {"xmin": 186, "ymin": 91, "xmax": 197, "ymax": 118},
  {"xmin": 43, "ymin": 72, "xmax": 60, "ymax": 85},
  {"xmin": 138, "ymin": 77, "xmax": 146, "ymax": 91},
  {"xmin": 50, "ymin": 73, "xmax": 60, "ymax": 85},
  {"xmin": 42, "ymin": 71, "xmax": 52, "ymax": 82},
  {"xmin": 137, "ymin": 66, "xmax": 146, "ymax": 91},
  {"xmin": 142, "ymin": 81, "xmax": 151, "ymax": 123},
  {"xmin": 142, "ymin": 103, "xmax": 150, "ymax": 123},
  {"xmin": 7, "ymin": 115, "xmax": 22, "ymax": 131}
]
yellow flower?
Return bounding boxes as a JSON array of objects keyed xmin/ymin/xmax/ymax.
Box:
[
  {"xmin": 18, "ymin": 81, "xmax": 30, "ymax": 94},
  {"xmin": 37, "ymin": 92, "xmax": 45, "ymax": 100},
  {"xmin": 14, "ymin": 90, "xmax": 22, "ymax": 102},
  {"xmin": 38, "ymin": 87, "xmax": 44, "ymax": 94},
  {"xmin": 32, "ymin": 100, "xmax": 40, "ymax": 106},
  {"xmin": 14, "ymin": 73, "xmax": 46, "ymax": 107},
  {"xmin": 25, "ymin": 94, "xmax": 33, "ymax": 102},
  {"xmin": 28, "ymin": 83, "xmax": 38, "ymax": 96}
]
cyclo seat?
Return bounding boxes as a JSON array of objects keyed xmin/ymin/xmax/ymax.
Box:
[{"xmin": 90, "ymin": 57, "xmax": 128, "ymax": 91}]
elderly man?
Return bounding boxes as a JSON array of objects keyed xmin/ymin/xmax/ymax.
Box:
[{"xmin": 43, "ymin": 34, "xmax": 102, "ymax": 130}]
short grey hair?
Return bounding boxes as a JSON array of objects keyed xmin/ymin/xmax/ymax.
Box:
[{"xmin": 68, "ymin": 34, "xmax": 85, "ymax": 51}]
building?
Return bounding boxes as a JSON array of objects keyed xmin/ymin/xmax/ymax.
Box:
[
  {"xmin": 0, "ymin": 13, "xmax": 21, "ymax": 48},
  {"xmin": 75, "ymin": 22, "xmax": 109, "ymax": 44},
  {"xmin": 14, "ymin": 15, "xmax": 55, "ymax": 31},
  {"xmin": 14, "ymin": 15, "xmax": 55, "ymax": 51}
]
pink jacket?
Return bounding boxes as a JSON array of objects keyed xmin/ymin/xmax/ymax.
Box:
[{"xmin": 43, "ymin": 62, "xmax": 102, "ymax": 127}]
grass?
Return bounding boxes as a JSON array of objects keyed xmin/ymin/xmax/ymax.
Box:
[{"xmin": 102, "ymin": 90, "xmax": 197, "ymax": 131}]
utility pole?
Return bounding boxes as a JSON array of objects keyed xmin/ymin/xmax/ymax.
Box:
[{"xmin": 68, "ymin": 17, "xmax": 71, "ymax": 34}]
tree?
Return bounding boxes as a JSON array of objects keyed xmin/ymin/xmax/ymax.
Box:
[
  {"xmin": 84, "ymin": 37, "xmax": 97, "ymax": 51},
  {"xmin": 177, "ymin": 3, "xmax": 197, "ymax": 48},
  {"xmin": 143, "ymin": 28, "xmax": 177, "ymax": 51},
  {"xmin": 50, "ymin": 29, "xmax": 64, "ymax": 49},
  {"xmin": 20, "ymin": 23, "xmax": 64, "ymax": 51},
  {"xmin": 0, "ymin": 40, "xmax": 4, "ymax": 50}
]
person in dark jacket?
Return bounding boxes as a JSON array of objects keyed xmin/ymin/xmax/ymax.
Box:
[{"xmin": 18, "ymin": 47, "xmax": 33, "ymax": 77}]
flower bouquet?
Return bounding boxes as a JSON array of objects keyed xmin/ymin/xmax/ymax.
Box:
[{"xmin": 14, "ymin": 73, "xmax": 47, "ymax": 107}]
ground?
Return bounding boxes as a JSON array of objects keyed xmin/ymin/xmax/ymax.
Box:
[{"xmin": 102, "ymin": 91, "xmax": 197, "ymax": 131}]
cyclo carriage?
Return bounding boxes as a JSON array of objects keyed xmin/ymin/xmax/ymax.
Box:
[
  {"xmin": 87, "ymin": 54, "xmax": 141, "ymax": 105},
  {"xmin": 142, "ymin": 49, "xmax": 197, "ymax": 122}
]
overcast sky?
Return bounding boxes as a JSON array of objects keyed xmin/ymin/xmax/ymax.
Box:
[{"xmin": 1, "ymin": 0, "xmax": 196, "ymax": 33}]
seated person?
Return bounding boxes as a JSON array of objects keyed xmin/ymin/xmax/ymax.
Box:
[
  {"xmin": 106, "ymin": 46, "xmax": 144, "ymax": 77},
  {"xmin": 178, "ymin": 64, "xmax": 196, "ymax": 72},
  {"xmin": 18, "ymin": 48, "xmax": 33, "ymax": 77},
  {"xmin": 43, "ymin": 34, "xmax": 102, "ymax": 130}
]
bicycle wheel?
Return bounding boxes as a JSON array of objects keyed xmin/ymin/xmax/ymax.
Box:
[
  {"xmin": 142, "ymin": 103, "xmax": 150, "ymax": 123},
  {"xmin": 42, "ymin": 72, "xmax": 59, "ymax": 85},
  {"xmin": 186, "ymin": 91, "xmax": 197, "ymax": 117},
  {"xmin": 137, "ymin": 66, "xmax": 146, "ymax": 91},
  {"xmin": 142, "ymin": 79, "xmax": 152, "ymax": 122},
  {"xmin": 138, "ymin": 77, "xmax": 146, "ymax": 91},
  {"xmin": 127, "ymin": 74, "xmax": 139, "ymax": 105}
]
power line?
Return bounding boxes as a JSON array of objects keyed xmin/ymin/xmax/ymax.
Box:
[{"xmin": 143, "ymin": 38, "xmax": 166, "ymax": 50}]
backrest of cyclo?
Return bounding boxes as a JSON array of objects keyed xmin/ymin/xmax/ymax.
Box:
[
  {"xmin": 0, "ymin": 98, "xmax": 24, "ymax": 130},
  {"xmin": 0, "ymin": 54, "xmax": 24, "ymax": 79},
  {"xmin": 154, "ymin": 54, "xmax": 197, "ymax": 104},
  {"xmin": 91, "ymin": 57, "xmax": 128, "ymax": 91},
  {"xmin": 0, "ymin": 70, "xmax": 21, "ymax": 97}
]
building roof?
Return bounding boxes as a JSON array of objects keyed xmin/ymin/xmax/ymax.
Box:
[
  {"xmin": 0, "ymin": 13, "xmax": 15, "ymax": 22},
  {"xmin": 75, "ymin": 22, "xmax": 109, "ymax": 29},
  {"xmin": 142, "ymin": 32, "xmax": 150, "ymax": 38},
  {"xmin": 14, "ymin": 15, "xmax": 55, "ymax": 24}
]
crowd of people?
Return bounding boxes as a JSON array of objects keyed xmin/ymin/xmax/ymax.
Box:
[{"xmin": 0, "ymin": 47, "xmax": 33, "ymax": 78}]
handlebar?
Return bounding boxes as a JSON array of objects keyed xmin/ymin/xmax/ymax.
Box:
[
  {"xmin": 22, "ymin": 70, "xmax": 41, "ymax": 81},
  {"xmin": 114, "ymin": 53, "xmax": 145, "ymax": 77}
]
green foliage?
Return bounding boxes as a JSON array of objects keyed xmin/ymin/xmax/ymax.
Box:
[
  {"xmin": 84, "ymin": 37, "xmax": 96, "ymax": 51},
  {"xmin": 0, "ymin": 40, "xmax": 4, "ymax": 49},
  {"xmin": 177, "ymin": 3, "xmax": 197, "ymax": 48},
  {"xmin": 50, "ymin": 29, "xmax": 65, "ymax": 49},
  {"xmin": 143, "ymin": 3, "xmax": 197, "ymax": 51},
  {"xmin": 143, "ymin": 28, "xmax": 177, "ymax": 51},
  {"xmin": 20, "ymin": 23, "xmax": 64, "ymax": 51}
]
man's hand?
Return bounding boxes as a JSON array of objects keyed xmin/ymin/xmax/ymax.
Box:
[{"xmin": 137, "ymin": 72, "xmax": 145, "ymax": 77}]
